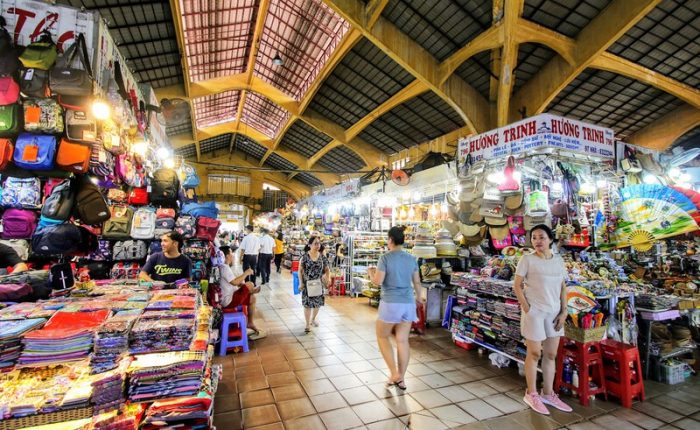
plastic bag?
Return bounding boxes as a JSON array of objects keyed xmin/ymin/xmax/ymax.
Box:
[{"xmin": 489, "ymin": 352, "xmax": 511, "ymax": 368}]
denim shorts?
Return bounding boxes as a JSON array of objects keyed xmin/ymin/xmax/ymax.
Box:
[{"xmin": 378, "ymin": 301, "xmax": 418, "ymax": 324}]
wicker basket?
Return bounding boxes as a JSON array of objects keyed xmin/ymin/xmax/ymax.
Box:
[
  {"xmin": 564, "ymin": 324, "xmax": 607, "ymax": 343},
  {"xmin": 0, "ymin": 406, "xmax": 93, "ymax": 430}
]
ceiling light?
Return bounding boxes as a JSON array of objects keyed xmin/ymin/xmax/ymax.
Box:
[
  {"xmin": 92, "ymin": 100, "xmax": 110, "ymax": 120},
  {"xmin": 272, "ymin": 53, "xmax": 284, "ymax": 66}
]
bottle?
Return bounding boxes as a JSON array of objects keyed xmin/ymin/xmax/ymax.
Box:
[
  {"xmin": 572, "ymin": 369, "xmax": 579, "ymax": 397},
  {"xmin": 563, "ymin": 360, "xmax": 572, "ymax": 384}
]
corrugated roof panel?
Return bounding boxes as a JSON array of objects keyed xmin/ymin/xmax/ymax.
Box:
[
  {"xmin": 166, "ymin": 122, "xmax": 192, "ymax": 137},
  {"xmin": 241, "ymin": 92, "xmax": 291, "ymax": 138},
  {"xmin": 381, "ymin": 0, "xmax": 491, "ymax": 61},
  {"xmin": 307, "ymin": 38, "xmax": 416, "ymax": 129},
  {"xmin": 254, "ymin": 0, "xmax": 349, "ymax": 100},
  {"xmin": 279, "ymin": 121, "xmax": 333, "ymax": 159},
  {"xmin": 233, "ymin": 134, "xmax": 268, "ymax": 160},
  {"xmin": 672, "ymin": 125, "xmax": 700, "ymax": 149},
  {"xmin": 295, "ymin": 172, "xmax": 323, "ymax": 187},
  {"xmin": 317, "ymin": 146, "xmax": 366, "ymax": 173},
  {"xmin": 608, "ymin": 0, "xmax": 699, "ymax": 89},
  {"xmin": 453, "ymin": 50, "xmax": 492, "ymax": 100},
  {"xmin": 547, "ymin": 69, "xmax": 685, "ymax": 140},
  {"xmin": 199, "ymin": 134, "xmax": 232, "ymax": 154},
  {"xmin": 180, "ymin": 0, "xmax": 255, "ymax": 82},
  {"xmin": 193, "ymin": 91, "xmax": 240, "ymax": 128},
  {"xmin": 523, "ymin": 0, "xmax": 612, "ymax": 37},
  {"xmin": 264, "ymin": 153, "xmax": 298, "ymax": 171},
  {"xmin": 175, "ymin": 144, "xmax": 197, "ymax": 159},
  {"xmin": 513, "ymin": 43, "xmax": 558, "ymax": 93}
]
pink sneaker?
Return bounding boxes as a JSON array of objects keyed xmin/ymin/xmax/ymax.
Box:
[
  {"xmin": 523, "ymin": 391, "xmax": 550, "ymax": 415},
  {"xmin": 540, "ymin": 392, "xmax": 573, "ymax": 412}
]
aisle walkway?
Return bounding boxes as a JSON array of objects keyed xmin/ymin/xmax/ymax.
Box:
[{"xmin": 212, "ymin": 271, "xmax": 700, "ymax": 430}]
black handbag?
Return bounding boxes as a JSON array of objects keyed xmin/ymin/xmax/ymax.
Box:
[
  {"xmin": 50, "ymin": 33, "xmax": 93, "ymax": 97},
  {"xmin": 19, "ymin": 67, "xmax": 49, "ymax": 97}
]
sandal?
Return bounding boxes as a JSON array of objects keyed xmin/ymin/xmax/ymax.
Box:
[
  {"xmin": 395, "ymin": 380, "xmax": 407, "ymax": 390},
  {"xmin": 304, "ymin": 327, "xmax": 311, "ymax": 334}
]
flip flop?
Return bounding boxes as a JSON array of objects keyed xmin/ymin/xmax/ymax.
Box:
[
  {"xmin": 249, "ymin": 329, "xmax": 267, "ymax": 340},
  {"xmin": 395, "ymin": 380, "xmax": 407, "ymax": 390},
  {"xmin": 304, "ymin": 327, "xmax": 311, "ymax": 334}
]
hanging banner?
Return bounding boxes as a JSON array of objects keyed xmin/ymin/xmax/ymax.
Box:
[
  {"xmin": 458, "ymin": 113, "xmax": 615, "ymax": 162},
  {"xmin": 3, "ymin": 0, "xmax": 98, "ymax": 68},
  {"xmin": 311, "ymin": 179, "xmax": 360, "ymax": 205}
]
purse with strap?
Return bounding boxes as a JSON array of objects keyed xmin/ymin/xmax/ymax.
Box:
[
  {"xmin": 306, "ymin": 279, "xmax": 323, "ymax": 297},
  {"xmin": 50, "ymin": 34, "xmax": 93, "ymax": 97}
]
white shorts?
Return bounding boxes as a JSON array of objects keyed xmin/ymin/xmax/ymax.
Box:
[
  {"xmin": 521, "ymin": 306, "xmax": 564, "ymax": 341},
  {"xmin": 378, "ymin": 301, "xmax": 417, "ymax": 324}
]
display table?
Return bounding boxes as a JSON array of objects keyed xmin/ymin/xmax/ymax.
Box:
[{"xmin": 637, "ymin": 307, "xmax": 695, "ymax": 380}]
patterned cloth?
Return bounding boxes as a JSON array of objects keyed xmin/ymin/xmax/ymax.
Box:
[{"xmin": 301, "ymin": 252, "xmax": 328, "ymax": 308}]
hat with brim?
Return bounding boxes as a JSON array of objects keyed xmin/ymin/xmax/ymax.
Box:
[
  {"xmin": 485, "ymin": 216, "xmax": 508, "ymax": 226},
  {"xmin": 470, "ymin": 198, "xmax": 483, "ymax": 210},
  {"xmin": 505, "ymin": 192, "xmax": 523, "ymax": 211},
  {"xmin": 489, "ymin": 225, "xmax": 510, "ymax": 241},
  {"xmin": 469, "ymin": 211, "xmax": 484, "ymax": 223},
  {"xmin": 441, "ymin": 220, "xmax": 459, "ymax": 237},
  {"xmin": 460, "ymin": 223, "xmax": 481, "ymax": 237},
  {"xmin": 524, "ymin": 214, "xmax": 552, "ymax": 230}
]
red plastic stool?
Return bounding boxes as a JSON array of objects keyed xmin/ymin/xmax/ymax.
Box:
[
  {"xmin": 600, "ymin": 339, "xmax": 645, "ymax": 407},
  {"xmin": 328, "ymin": 276, "xmax": 346, "ymax": 296},
  {"xmin": 555, "ymin": 338, "xmax": 607, "ymax": 406}
]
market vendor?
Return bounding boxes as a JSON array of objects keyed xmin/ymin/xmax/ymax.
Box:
[
  {"xmin": 219, "ymin": 246, "xmax": 264, "ymax": 338},
  {"xmin": 139, "ymin": 232, "xmax": 192, "ymax": 284},
  {"xmin": 0, "ymin": 243, "xmax": 28, "ymax": 274}
]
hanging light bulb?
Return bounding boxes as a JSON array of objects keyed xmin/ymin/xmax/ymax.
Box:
[
  {"xmin": 132, "ymin": 140, "xmax": 148, "ymax": 157},
  {"xmin": 272, "ymin": 53, "xmax": 284, "ymax": 66},
  {"xmin": 156, "ymin": 147, "xmax": 171, "ymax": 159},
  {"xmin": 408, "ymin": 206, "xmax": 416, "ymax": 219},
  {"xmin": 441, "ymin": 202, "xmax": 449, "ymax": 214},
  {"xmin": 399, "ymin": 207, "xmax": 408, "ymax": 219},
  {"xmin": 551, "ymin": 182, "xmax": 563, "ymax": 192},
  {"xmin": 429, "ymin": 204, "xmax": 438, "ymax": 217},
  {"xmin": 487, "ymin": 172, "xmax": 501, "ymax": 184},
  {"xmin": 92, "ymin": 100, "xmax": 110, "ymax": 120},
  {"xmin": 580, "ymin": 182, "xmax": 596, "ymax": 194},
  {"xmin": 668, "ymin": 167, "xmax": 681, "ymax": 179},
  {"xmin": 596, "ymin": 179, "xmax": 607, "ymax": 189},
  {"xmin": 514, "ymin": 171, "xmax": 522, "ymax": 182},
  {"xmin": 164, "ymin": 158, "xmax": 175, "ymax": 169},
  {"xmin": 413, "ymin": 191, "xmax": 422, "ymax": 202},
  {"xmin": 642, "ymin": 173, "xmax": 660, "ymax": 184}
]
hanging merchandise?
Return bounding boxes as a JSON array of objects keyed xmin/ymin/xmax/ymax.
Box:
[
  {"xmin": 13, "ymin": 133, "xmax": 57, "ymax": 170},
  {"xmin": 150, "ymin": 168, "xmax": 180, "ymax": 207},
  {"xmin": 41, "ymin": 178, "xmax": 75, "ymax": 221},
  {"xmin": 0, "ymin": 103, "xmax": 22, "ymax": 135},
  {"xmin": 56, "ymin": 138, "xmax": 91, "ymax": 173},
  {"xmin": 49, "ymin": 33, "xmax": 93, "ymax": 97},
  {"xmin": 19, "ymin": 67, "xmax": 49, "ymax": 98},
  {"xmin": 18, "ymin": 31, "xmax": 58, "ymax": 70},
  {"xmin": 73, "ymin": 175, "xmax": 111, "ymax": 225},
  {"xmin": 65, "ymin": 109, "xmax": 98, "ymax": 143},
  {"xmin": 0, "ymin": 75, "xmax": 19, "ymax": 105}
]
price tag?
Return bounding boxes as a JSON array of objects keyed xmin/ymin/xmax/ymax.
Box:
[{"xmin": 22, "ymin": 144, "xmax": 38, "ymax": 162}]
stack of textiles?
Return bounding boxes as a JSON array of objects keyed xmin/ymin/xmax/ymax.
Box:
[
  {"xmin": 91, "ymin": 360, "xmax": 130, "ymax": 414},
  {"xmin": 92, "ymin": 310, "xmax": 141, "ymax": 373},
  {"xmin": 127, "ymin": 351, "xmax": 207, "ymax": 403},
  {"xmin": 0, "ymin": 318, "xmax": 46, "ymax": 369}
]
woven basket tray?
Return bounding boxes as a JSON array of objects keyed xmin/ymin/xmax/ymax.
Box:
[
  {"xmin": 0, "ymin": 406, "xmax": 93, "ymax": 430},
  {"xmin": 564, "ymin": 324, "xmax": 606, "ymax": 343}
]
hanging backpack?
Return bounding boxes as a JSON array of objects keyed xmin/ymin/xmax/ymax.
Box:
[
  {"xmin": 19, "ymin": 32, "xmax": 58, "ymax": 70},
  {"xmin": 191, "ymin": 260, "xmax": 207, "ymax": 282},
  {"xmin": 1, "ymin": 177, "xmax": 41, "ymax": 208},
  {"xmin": 56, "ymin": 139, "xmax": 90, "ymax": 174},
  {"xmin": 110, "ymin": 262, "xmax": 141, "ymax": 280},
  {"xmin": 0, "ymin": 76, "xmax": 19, "ymax": 105},
  {"xmin": 65, "ymin": 109, "xmax": 97, "ymax": 143},
  {"xmin": 41, "ymin": 178, "xmax": 75, "ymax": 221},
  {"xmin": 19, "ymin": 67, "xmax": 49, "ymax": 98},
  {"xmin": 49, "ymin": 263, "xmax": 74, "ymax": 290},
  {"xmin": 23, "ymin": 97, "xmax": 63, "ymax": 133},
  {"xmin": 181, "ymin": 163, "xmax": 200, "ymax": 188},
  {"xmin": 49, "ymin": 34, "xmax": 93, "ymax": 97},
  {"xmin": 156, "ymin": 208, "xmax": 176, "ymax": 219},
  {"xmin": 174, "ymin": 214, "xmax": 196, "ymax": 239},
  {"xmin": 0, "ymin": 26, "xmax": 20, "ymax": 77},
  {"xmin": 195, "ymin": 216, "xmax": 221, "ymax": 242},
  {"xmin": 13, "ymin": 133, "xmax": 56, "ymax": 171},
  {"xmin": 88, "ymin": 239, "xmax": 111, "ymax": 261},
  {"xmin": 150, "ymin": 168, "xmax": 179, "ymax": 207},
  {"xmin": 116, "ymin": 154, "xmax": 145, "ymax": 187},
  {"xmin": 31, "ymin": 223, "xmax": 82, "ymax": 255},
  {"xmin": 130, "ymin": 207, "xmax": 156, "ymax": 239},
  {"xmin": 149, "ymin": 240, "xmax": 162, "ymax": 255},
  {"xmin": 112, "ymin": 240, "xmax": 148, "ymax": 261},
  {"xmin": 42, "ymin": 178, "xmax": 64, "ymax": 200},
  {"xmin": 0, "ymin": 104, "xmax": 20, "ymax": 136},
  {"xmin": 73, "ymin": 175, "xmax": 110, "ymax": 225},
  {"xmin": 181, "ymin": 201, "xmax": 218, "ymax": 219},
  {"xmin": 89, "ymin": 141, "xmax": 115, "ymax": 178},
  {"xmin": 0, "ymin": 138, "xmax": 13, "ymax": 170},
  {"xmin": 182, "ymin": 239, "xmax": 210, "ymax": 261},
  {"xmin": 128, "ymin": 187, "xmax": 149, "ymax": 205},
  {"xmin": 153, "ymin": 217, "xmax": 175, "ymax": 238},
  {"xmin": 179, "ymin": 187, "xmax": 198, "ymax": 205},
  {"xmin": 107, "ymin": 188, "xmax": 127, "ymax": 203},
  {"xmin": 1, "ymin": 209, "xmax": 37, "ymax": 239},
  {"xmin": 0, "ymin": 239, "xmax": 30, "ymax": 260},
  {"xmin": 102, "ymin": 205, "xmax": 133, "ymax": 239}
]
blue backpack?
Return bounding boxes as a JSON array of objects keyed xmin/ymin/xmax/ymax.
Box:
[
  {"xmin": 13, "ymin": 133, "xmax": 57, "ymax": 170},
  {"xmin": 191, "ymin": 260, "xmax": 207, "ymax": 282},
  {"xmin": 181, "ymin": 163, "xmax": 200, "ymax": 188},
  {"xmin": 1, "ymin": 177, "xmax": 41, "ymax": 209},
  {"xmin": 181, "ymin": 201, "xmax": 218, "ymax": 219}
]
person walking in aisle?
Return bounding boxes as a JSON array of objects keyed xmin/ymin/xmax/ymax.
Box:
[
  {"xmin": 274, "ymin": 232, "xmax": 285, "ymax": 273},
  {"xmin": 299, "ymin": 235, "xmax": 330, "ymax": 333},
  {"xmin": 258, "ymin": 229, "xmax": 275, "ymax": 286},
  {"xmin": 239, "ymin": 225, "xmax": 260, "ymax": 284},
  {"xmin": 367, "ymin": 226, "xmax": 423, "ymax": 390},
  {"xmin": 514, "ymin": 224, "xmax": 573, "ymax": 415}
]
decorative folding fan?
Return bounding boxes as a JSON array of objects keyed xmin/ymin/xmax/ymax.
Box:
[
  {"xmin": 671, "ymin": 186, "xmax": 700, "ymax": 236},
  {"xmin": 612, "ymin": 184, "xmax": 700, "ymax": 249}
]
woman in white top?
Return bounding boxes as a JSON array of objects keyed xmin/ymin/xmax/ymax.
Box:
[{"xmin": 513, "ymin": 224, "xmax": 573, "ymax": 415}]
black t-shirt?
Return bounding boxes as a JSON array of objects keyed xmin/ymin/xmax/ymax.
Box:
[
  {"xmin": 0, "ymin": 243, "xmax": 22, "ymax": 269},
  {"xmin": 141, "ymin": 252, "xmax": 192, "ymax": 283}
]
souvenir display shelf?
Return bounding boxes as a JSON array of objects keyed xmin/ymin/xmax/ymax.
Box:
[{"xmin": 345, "ymin": 231, "xmax": 386, "ymax": 305}]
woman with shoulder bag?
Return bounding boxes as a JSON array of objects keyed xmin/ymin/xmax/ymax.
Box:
[{"xmin": 299, "ymin": 235, "xmax": 330, "ymax": 333}]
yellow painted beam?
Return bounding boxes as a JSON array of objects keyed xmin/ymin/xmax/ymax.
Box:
[
  {"xmin": 260, "ymin": 117, "xmax": 298, "ymax": 165},
  {"xmin": 323, "ymin": 0, "xmax": 490, "ymax": 134},
  {"xmin": 168, "ymin": 0, "xmax": 200, "ymax": 160},
  {"xmin": 590, "ymin": 52, "xmax": 700, "ymax": 109},
  {"xmin": 496, "ymin": 0, "xmax": 523, "ymax": 127},
  {"xmin": 345, "ymin": 80, "xmax": 430, "ymax": 140},
  {"xmin": 510, "ymin": 0, "xmax": 662, "ymax": 121},
  {"xmin": 515, "ymin": 19, "xmax": 575, "ymax": 65},
  {"xmin": 627, "ymin": 104, "xmax": 700, "ymax": 151},
  {"xmin": 365, "ymin": 0, "xmax": 390, "ymax": 29},
  {"xmin": 307, "ymin": 140, "xmax": 343, "ymax": 167},
  {"xmin": 438, "ymin": 25, "xmax": 504, "ymax": 85}
]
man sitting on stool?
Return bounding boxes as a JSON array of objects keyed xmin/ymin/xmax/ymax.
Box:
[{"xmin": 220, "ymin": 246, "xmax": 264, "ymax": 339}]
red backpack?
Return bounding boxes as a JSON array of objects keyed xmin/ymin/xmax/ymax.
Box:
[{"xmin": 195, "ymin": 216, "xmax": 221, "ymax": 241}]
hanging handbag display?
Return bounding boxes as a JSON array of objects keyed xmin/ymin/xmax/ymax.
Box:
[
  {"xmin": 65, "ymin": 109, "xmax": 97, "ymax": 142},
  {"xmin": 19, "ymin": 68, "xmax": 49, "ymax": 98},
  {"xmin": 23, "ymin": 97, "xmax": 63, "ymax": 133},
  {"xmin": 19, "ymin": 32, "xmax": 58, "ymax": 70},
  {"xmin": 0, "ymin": 76, "xmax": 19, "ymax": 105},
  {"xmin": 0, "ymin": 138, "xmax": 13, "ymax": 170},
  {"xmin": 56, "ymin": 138, "xmax": 91, "ymax": 173},
  {"xmin": 49, "ymin": 34, "xmax": 93, "ymax": 97},
  {"xmin": 13, "ymin": 133, "xmax": 56, "ymax": 170},
  {"xmin": 0, "ymin": 104, "xmax": 21, "ymax": 136}
]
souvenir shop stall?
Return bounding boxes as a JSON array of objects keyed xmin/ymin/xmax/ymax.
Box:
[
  {"xmin": 0, "ymin": 1, "xmax": 228, "ymax": 428},
  {"xmin": 444, "ymin": 114, "xmax": 700, "ymax": 404}
]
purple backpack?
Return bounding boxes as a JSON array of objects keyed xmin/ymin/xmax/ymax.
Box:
[
  {"xmin": 88, "ymin": 239, "xmax": 111, "ymax": 261},
  {"xmin": 2, "ymin": 209, "xmax": 38, "ymax": 239}
]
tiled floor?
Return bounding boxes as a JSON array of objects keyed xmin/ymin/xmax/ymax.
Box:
[{"xmin": 213, "ymin": 271, "xmax": 700, "ymax": 429}]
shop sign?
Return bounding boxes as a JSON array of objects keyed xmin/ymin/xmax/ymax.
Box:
[
  {"xmin": 2, "ymin": 0, "xmax": 96, "ymax": 50},
  {"xmin": 458, "ymin": 113, "xmax": 615, "ymax": 162},
  {"xmin": 312, "ymin": 179, "xmax": 360, "ymax": 203}
]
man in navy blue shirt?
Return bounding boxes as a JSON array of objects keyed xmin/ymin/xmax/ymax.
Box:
[{"xmin": 139, "ymin": 232, "xmax": 192, "ymax": 283}]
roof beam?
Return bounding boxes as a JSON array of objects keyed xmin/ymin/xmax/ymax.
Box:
[
  {"xmin": 438, "ymin": 25, "xmax": 504, "ymax": 85},
  {"xmin": 496, "ymin": 0, "xmax": 524, "ymax": 127},
  {"xmin": 365, "ymin": 0, "xmax": 390, "ymax": 29},
  {"xmin": 515, "ymin": 19, "xmax": 575, "ymax": 65},
  {"xmin": 590, "ymin": 53, "xmax": 700, "ymax": 109},
  {"xmin": 323, "ymin": 0, "xmax": 490, "ymax": 134},
  {"xmin": 345, "ymin": 79, "xmax": 430, "ymax": 140},
  {"xmin": 510, "ymin": 0, "xmax": 662, "ymax": 121},
  {"xmin": 627, "ymin": 104, "xmax": 700, "ymax": 151},
  {"xmin": 167, "ymin": 0, "xmax": 199, "ymax": 160}
]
